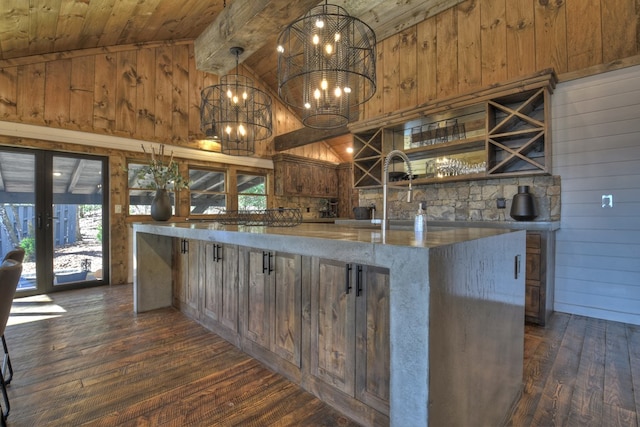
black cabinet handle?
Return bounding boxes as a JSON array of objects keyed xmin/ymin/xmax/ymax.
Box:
[
  {"xmin": 515, "ymin": 254, "xmax": 521, "ymax": 279},
  {"xmin": 213, "ymin": 244, "xmax": 222, "ymax": 262},
  {"xmin": 268, "ymin": 252, "xmax": 274, "ymax": 275},
  {"xmin": 345, "ymin": 264, "xmax": 352, "ymax": 294},
  {"xmin": 262, "ymin": 251, "xmax": 268, "ymax": 274},
  {"xmin": 356, "ymin": 265, "xmax": 363, "ymax": 296},
  {"xmin": 181, "ymin": 239, "xmax": 188, "ymax": 254}
]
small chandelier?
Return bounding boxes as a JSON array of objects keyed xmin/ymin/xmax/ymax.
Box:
[
  {"xmin": 200, "ymin": 47, "xmax": 272, "ymax": 156},
  {"xmin": 276, "ymin": 2, "xmax": 376, "ymax": 129}
]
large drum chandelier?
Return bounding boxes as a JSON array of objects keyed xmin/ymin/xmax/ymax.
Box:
[
  {"xmin": 276, "ymin": 2, "xmax": 376, "ymax": 129},
  {"xmin": 200, "ymin": 47, "xmax": 272, "ymax": 156}
]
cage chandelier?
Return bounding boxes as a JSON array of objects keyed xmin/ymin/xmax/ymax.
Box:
[
  {"xmin": 200, "ymin": 47, "xmax": 272, "ymax": 156},
  {"xmin": 276, "ymin": 1, "xmax": 376, "ymax": 129}
]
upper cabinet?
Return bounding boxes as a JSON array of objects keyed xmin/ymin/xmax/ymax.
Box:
[
  {"xmin": 273, "ymin": 154, "xmax": 339, "ymax": 198},
  {"xmin": 349, "ymin": 70, "xmax": 557, "ymax": 188}
]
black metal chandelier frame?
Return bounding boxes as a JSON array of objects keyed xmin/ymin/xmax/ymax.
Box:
[{"xmin": 200, "ymin": 47, "xmax": 273, "ymax": 156}]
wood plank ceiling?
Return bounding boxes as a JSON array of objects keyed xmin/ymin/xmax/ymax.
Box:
[{"xmin": 0, "ymin": 0, "xmax": 462, "ymax": 162}]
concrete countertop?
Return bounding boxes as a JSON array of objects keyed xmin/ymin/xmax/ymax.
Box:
[
  {"xmin": 134, "ymin": 221, "xmax": 515, "ymax": 249},
  {"xmin": 335, "ymin": 218, "xmax": 560, "ymax": 231}
]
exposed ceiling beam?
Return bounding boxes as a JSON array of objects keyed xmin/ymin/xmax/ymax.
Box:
[
  {"xmin": 274, "ymin": 126, "xmax": 349, "ymax": 152},
  {"xmin": 194, "ymin": 0, "xmax": 319, "ymax": 75},
  {"xmin": 194, "ymin": 0, "xmax": 464, "ymax": 75}
]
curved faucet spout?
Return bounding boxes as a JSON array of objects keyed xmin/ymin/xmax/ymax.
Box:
[{"xmin": 382, "ymin": 150, "xmax": 413, "ymax": 231}]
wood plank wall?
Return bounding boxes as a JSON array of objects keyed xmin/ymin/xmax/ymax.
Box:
[{"xmin": 362, "ymin": 0, "xmax": 640, "ymax": 121}]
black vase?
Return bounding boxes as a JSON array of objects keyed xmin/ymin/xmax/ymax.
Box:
[
  {"xmin": 151, "ymin": 189, "xmax": 172, "ymax": 221},
  {"xmin": 510, "ymin": 185, "xmax": 537, "ymax": 221}
]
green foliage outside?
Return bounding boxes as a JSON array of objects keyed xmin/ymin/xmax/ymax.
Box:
[
  {"xmin": 239, "ymin": 183, "xmax": 267, "ymax": 210},
  {"xmin": 20, "ymin": 236, "xmax": 35, "ymax": 262}
]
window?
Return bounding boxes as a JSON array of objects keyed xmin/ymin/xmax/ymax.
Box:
[
  {"xmin": 237, "ymin": 173, "xmax": 266, "ymax": 210},
  {"xmin": 189, "ymin": 168, "xmax": 226, "ymax": 215},
  {"xmin": 127, "ymin": 162, "xmax": 175, "ymax": 215}
]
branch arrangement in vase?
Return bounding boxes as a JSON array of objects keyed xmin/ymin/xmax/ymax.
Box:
[{"xmin": 135, "ymin": 144, "xmax": 189, "ymax": 191}]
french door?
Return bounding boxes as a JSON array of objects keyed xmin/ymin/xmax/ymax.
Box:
[{"xmin": 0, "ymin": 147, "xmax": 109, "ymax": 296}]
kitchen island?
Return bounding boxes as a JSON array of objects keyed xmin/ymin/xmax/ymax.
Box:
[{"xmin": 133, "ymin": 222, "xmax": 525, "ymax": 427}]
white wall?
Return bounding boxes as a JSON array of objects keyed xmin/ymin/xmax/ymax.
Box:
[{"xmin": 552, "ymin": 65, "xmax": 640, "ymax": 325}]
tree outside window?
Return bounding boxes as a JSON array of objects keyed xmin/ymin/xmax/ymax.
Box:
[{"xmin": 237, "ymin": 174, "xmax": 266, "ymax": 210}]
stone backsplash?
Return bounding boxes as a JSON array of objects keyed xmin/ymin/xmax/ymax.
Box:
[{"xmin": 358, "ymin": 175, "xmax": 560, "ymax": 222}]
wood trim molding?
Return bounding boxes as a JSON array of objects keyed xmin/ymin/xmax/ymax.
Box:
[{"xmin": 0, "ymin": 121, "xmax": 274, "ymax": 169}]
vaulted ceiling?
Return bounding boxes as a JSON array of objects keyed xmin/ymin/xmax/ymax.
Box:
[{"xmin": 0, "ymin": 0, "xmax": 462, "ymax": 161}]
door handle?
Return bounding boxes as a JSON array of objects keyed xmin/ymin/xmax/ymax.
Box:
[
  {"xmin": 356, "ymin": 265, "xmax": 363, "ymax": 296},
  {"xmin": 345, "ymin": 264, "xmax": 352, "ymax": 294}
]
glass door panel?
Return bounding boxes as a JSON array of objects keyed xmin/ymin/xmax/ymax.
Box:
[
  {"xmin": 52, "ymin": 156, "xmax": 106, "ymax": 287},
  {"xmin": 0, "ymin": 150, "xmax": 37, "ymax": 291}
]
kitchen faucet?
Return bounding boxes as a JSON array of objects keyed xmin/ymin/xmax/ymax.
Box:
[{"xmin": 382, "ymin": 150, "xmax": 413, "ymax": 231}]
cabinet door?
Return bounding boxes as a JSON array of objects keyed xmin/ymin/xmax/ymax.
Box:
[
  {"xmin": 176, "ymin": 238, "xmax": 200, "ymax": 317},
  {"xmin": 355, "ymin": 265, "xmax": 390, "ymax": 415},
  {"xmin": 283, "ymin": 162, "xmax": 300, "ymax": 195},
  {"xmin": 203, "ymin": 243, "xmax": 239, "ymax": 334},
  {"xmin": 242, "ymin": 247, "xmax": 271, "ymax": 349},
  {"xmin": 270, "ymin": 252, "xmax": 302, "ymax": 367},
  {"xmin": 310, "ymin": 258, "xmax": 356, "ymax": 396}
]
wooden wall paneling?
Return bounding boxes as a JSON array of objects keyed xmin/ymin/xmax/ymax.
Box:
[
  {"xmin": 398, "ymin": 27, "xmax": 418, "ymax": 110},
  {"xmin": 0, "ymin": 66, "xmax": 17, "ymax": 119},
  {"xmin": 188, "ymin": 43, "xmax": 204, "ymax": 140},
  {"xmin": 505, "ymin": 0, "xmax": 536, "ymax": 79},
  {"xmin": 364, "ymin": 39, "xmax": 384, "ymax": 121},
  {"xmin": 115, "ymin": 50, "xmax": 137, "ymax": 135},
  {"xmin": 534, "ymin": 0, "xmax": 568, "ymax": 74},
  {"xmin": 44, "ymin": 59, "xmax": 72, "ymax": 127},
  {"xmin": 457, "ymin": 0, "xmax": 482, "ymax": 93},
  {"xmin": 172, "ymin": 45, "xmax": 189, "ymax": 144},
  {"xmin": 480, "ymin": 0, "xmax": 507, "ymax": 86},
  {"xmin": 94, "ymin": 54, "xmax": 117, "ymax": 132},
  {"xmin": 382, "ymin": 35, "xmax": 400, "ymax": 115},
  {"xmin": 416, "ymin": 16, "xmax": 438, "ymax": 104},
  {"xmin": 17, "ymin": 63, "xmax": 46, "ymax": 124},
  {"xmin": 136, "ymin": 47, "xmax": 156, "ymax": 140},
  {"xmin": 155, "ymin": 46, "xmax": 173, "ymax": 140},
  {"xmin": 435, "ymin": 6, "xmax": 458, "ymax": 98},
  {"xmin": 108, "ymin": 151, "xmax": 129, "ymax": 285},
  {"xmin": 566, "ymin": 0, "xmax": 603, "ymax": 70},
  {"xmin": 601, "ymin": 0, "xmax": 639, "ymax": 62},
  {"xmin": 70, "ymin": 56, "xmax": 95, "ymax": 130}
]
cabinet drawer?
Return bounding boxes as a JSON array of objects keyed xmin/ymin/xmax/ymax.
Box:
[{"xmin": 525, "ymin": 284, "xmax": 540, "ymax": 318}]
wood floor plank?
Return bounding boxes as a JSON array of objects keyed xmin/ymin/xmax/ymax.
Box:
[
  {"xmin": 605, "ymin": 322, "xmax": 637, "ymax": 411},
  {"xmin": 6, "ymin": 285, "xmax": 360, "ymax": 427},
  {"xmin": 567, "ymin": 317, "xmax": 606, "ymax": 426},
  {"xmin": 7, "ymin": 284, "xmax": 640, "ymax": 426},
  {"xmin": 532, "ymin": 315, "xmax": 586, "ymax": 426},
  {"xmin": 626, "ymin": 324, "xmax": 640, "ymax": 427},
  {"xmin": 506, "ymin": 313, "xmax": 570, "ymax": 426}
]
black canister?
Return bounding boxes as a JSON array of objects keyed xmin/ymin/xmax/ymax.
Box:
[{"xmin": 510, "ymin": 185, "xmax": 537, "ymax": 221}]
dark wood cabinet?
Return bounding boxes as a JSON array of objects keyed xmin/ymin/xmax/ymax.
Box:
[
  {"xmin": 525, "ymin": 231, "xmax": 555, "ymax": 326},
  {"xmin": 201, "ymin": 242, "xmax": 239, "ymax": 343},
  {"xmin": 240, "ymin": 247, "xmax": 303, "ymax": 370},
  {"xmin": 273, "ymin": 153, "xmax": 339, "ymax": 198},
  {"xmin": 174, "ymin": 238, "xmax": 201, "ymax": 318},
  {"xmin": 310, "ymin": 257, "xmax": 390, "ymax": 415}
]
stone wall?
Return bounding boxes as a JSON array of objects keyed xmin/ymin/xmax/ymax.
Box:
[{"xmin": 358, "ymin": 175, "xmax": 560, "ymax": 223}]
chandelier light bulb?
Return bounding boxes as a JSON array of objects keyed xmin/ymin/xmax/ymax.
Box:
[
  {"xmin": 226, "ymin": 89, "xmax": 232, "ymax": 98},
  {"xmin": 344, "ymin": 87, "xmax": 352, "ymax": 93},
  {"xmin": 304, "ymin": 102, "xmax": 311, "ymax": 109},
  {"xmin": 313, "ymin": 34, "xmax": 319, "ymax": 45},
  {"xmin": 334, "ymin": 33, "xmax": 341, "ymax": 42},
  {"xmin": 320, "ymin": 79, "xmax": 328, "ymax": 90},
  {"xmin": 238, "ymin": 124, "xmax": 246, "ymax": 136},
  {"xmin": 277, "ymin": 45, "xmax": 284, "ymax": 53},
  {"xmin": 225, "ymin": 125, "xmax": 232, "ymax": 134},
  {"xmin": 232, "ymin": 95, "xmax": 238, "ymax": 103},
  {"xmin": 314, "ymin": 89, "xmax": 321, "ymax": 99},
  {"xmin": 242, "ymin": 91, "xmax": 248, "ymax": 100},
  {"xmin": 334, "ymin": 87, "xmax": 342, "ymax": 97},
  {"xmin": 315, "ymin": 19, "xmax": 324, "ymax": 28},
  {"xmin": 325, "ymin": 44, "xmax": 332, "ymax": 54}
]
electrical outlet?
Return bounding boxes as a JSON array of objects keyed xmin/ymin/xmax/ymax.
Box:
[{"xmin": 497, "ymin": 198, "xmax": 506, "ymax": 209}]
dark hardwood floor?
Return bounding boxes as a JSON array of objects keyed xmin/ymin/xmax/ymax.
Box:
[{"xmin": 5, "ymin": 284, "xmax": 640, "ymax": 426}]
